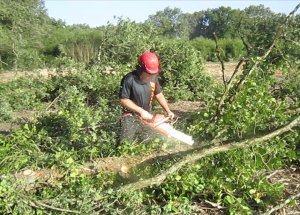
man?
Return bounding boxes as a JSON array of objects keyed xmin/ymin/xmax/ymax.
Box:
[{"xmin": 118, "ymin": 51, "xmax": 175, "ymax": 144}]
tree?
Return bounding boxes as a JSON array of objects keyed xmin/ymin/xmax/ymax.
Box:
[
  {"xmin": 146, "ymin": 7, "xmax": 182, "ymax": 38},
  {"xmin": 0, "ymin": 0, "xmax": 50, "ymax": 69},
  {"xmin": 239, "ymin": 5, "xmax": 286, "ymax": 57},
  {"xmin": 178, "ymin": 11, "xmax": 205, "ymax": 39},
  {"xmin": 197, "ymin": 6, "xmax": 242, "ymax": 39}
]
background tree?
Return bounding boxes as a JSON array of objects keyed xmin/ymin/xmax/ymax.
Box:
[
  {"xmin": 199, "ymin": 7, "xmax": 241, "ymax": 39},
  {"xmin": 146, "ymin": 7, "xmax": 182, "ymax": 38},
  {"xmin": 0, "ymin": 0, "xmax": 50, "ymax": 70}
]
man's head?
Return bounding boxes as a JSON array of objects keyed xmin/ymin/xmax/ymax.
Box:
[{"xmin": 138, "ymin": 52, "xmax": 160, "ymax": 75}]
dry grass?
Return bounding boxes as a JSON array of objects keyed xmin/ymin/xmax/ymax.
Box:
[
  {"xmin": 204, "ymin": 62, "xmax": 243, "ymax": 79},
  {"xmin": 0, "ymin": 68, "xmax": 77, "ymax": 83}
]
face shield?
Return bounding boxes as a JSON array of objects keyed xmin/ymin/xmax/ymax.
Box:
[{"xmin": 140, "ymin": 71, "xmax": 158, "ymax": 83}]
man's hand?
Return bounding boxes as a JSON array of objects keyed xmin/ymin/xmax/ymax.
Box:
[
  {"xmin": 140, "ymin": 110, "xmax": 153, "ymax": 120},
  {"xmin": 168, "ymin": 111, "xmax": 175, "ymax": 120}
]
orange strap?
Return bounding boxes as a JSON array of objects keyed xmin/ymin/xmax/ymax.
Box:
[{"xmin": 149, "ymin": 82, "xmax": 156, "ymax": 106}]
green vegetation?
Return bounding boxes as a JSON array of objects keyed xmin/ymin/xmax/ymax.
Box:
[{"xmin": 0, "ymin": 1, "xmax": 300, "ymax": 214}]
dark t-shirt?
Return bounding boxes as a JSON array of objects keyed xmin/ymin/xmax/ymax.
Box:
[{"xmin": 119, "ymin": 71, "xmax": 161, "ymax": 112}]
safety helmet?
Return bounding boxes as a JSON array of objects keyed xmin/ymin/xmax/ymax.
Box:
[{"xmin": 138, "ymin": 52, "xmax": 160, "ymax": 74}]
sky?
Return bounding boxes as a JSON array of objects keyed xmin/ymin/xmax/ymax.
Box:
[{"xmin": 44, "ymin": 1, "xmax": 300, "ymax": 27}]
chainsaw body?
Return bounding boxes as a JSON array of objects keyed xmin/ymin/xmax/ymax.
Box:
[{"xmin": 141, "ymin": 114, "xmax": 194, "ymax": 145}]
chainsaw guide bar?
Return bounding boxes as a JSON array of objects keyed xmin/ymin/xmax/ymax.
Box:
[{"xmin": 141, "ymin": 114, "xmax": 194, "ymax": 145}]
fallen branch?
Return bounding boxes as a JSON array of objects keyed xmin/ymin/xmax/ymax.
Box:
[
  {"xmin": 262, "ymin": 192, "xmax": 300, "ymax": 215},
  {"xmin": 117, "ymin": 114, "xmax": 300, "ymax": 193},
  {"xmin": 9, "ymin": 114, "xmax": 300, "ymax": 194},
  {"xmin": 16, "ymin": 192, "xmax": 82, "ymax": 214},
  {"xmin": 10, "ymin": 147, "xmax": 193, "ymax": 191}
]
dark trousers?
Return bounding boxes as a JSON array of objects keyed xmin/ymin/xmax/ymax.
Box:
[{"xmin": 118, "ymin": 114, "xmax": 154, "ymax": 145}]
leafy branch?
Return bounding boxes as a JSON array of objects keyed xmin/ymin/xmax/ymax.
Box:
[
  {"xmin": 213, "ymin": 3, "xmax": 300, "ymax": 121},
  {"xmin": 10, "ymin": 114, "xmax": 300, "ymax": 196},
  {"xmin": 117, "ymin": 114, "xmax": 300, "ymax": 193}
]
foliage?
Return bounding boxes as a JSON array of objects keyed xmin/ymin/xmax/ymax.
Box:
[
  {"xmin": 43, "ymin": 24, "xmax": 103, "ymax": 65},
  {"xmin": 146, "ymin": 7, "xmax": 182, "ymax": 38},
  {"xmin": 189, "ymin": 37, "xmax": 246, "ymax": 62},
  {"xmin": 0, "ymin": 95, "xmax": 14, "ymax": 122},
  {"xmin": 188, "ymin": 37, "xmax": 217, "ymax": 61},
  {"xmin": 197, "ymin": 6, "xmax": 242, "ymax": 39},
  {"xmin": 94, "ymin": 19, "xmax": 160, "ymax": 71},
  {"xmin": 0, "ymin": 0, "xmax": 50, "ymax": 70},
  {"xmin": 154, "ymin": 38, "xmax": 217, "ymax": 102},
  {"xmin": 0, "ymin": 76, "xmax": 49, "ymax": 112},
  {"xmin": 0, "ymin": 2, "xmax": 300, "ymax": 214}
]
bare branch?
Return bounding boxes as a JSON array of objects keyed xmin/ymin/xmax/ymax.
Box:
[
  {"xmin": 282, "ymin": 35, "xmax": 300, "ymax": 47},
  {"xmin": 215, "ymin": 58, "xmax": 245, "ymax": 118},
  {"xmin": 214, "ymin": 3, "xmax": 300, "ymax": 121},
  {"xmin": 213, "ymin": 32, "xmax": 226, "ymax": 85},
  {"xmin": 16, "ymin": 192, "xmax": 82, "ymax": 214},
  {"xmin": 262, "ymin": 192, "xmax": 300, "ymax": 215}
]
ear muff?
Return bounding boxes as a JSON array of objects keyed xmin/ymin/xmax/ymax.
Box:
[{"xmin": 138, "ymin": 61, "xmax": 145, "ymax": 71}]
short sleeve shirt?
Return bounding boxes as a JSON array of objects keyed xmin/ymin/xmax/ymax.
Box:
[{"xmin": 119, "ymin": 71, "xmax": 161, "ymax": 112}]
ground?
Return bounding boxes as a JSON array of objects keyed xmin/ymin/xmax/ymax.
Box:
[{"xmin": 1, "ymin": 62, "xmax": 299, "ymax": 214}]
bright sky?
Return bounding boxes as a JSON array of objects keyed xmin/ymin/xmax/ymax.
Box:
[{"xmin": 44, "ymin": 1, "xmax": 300, "ymax": 27}]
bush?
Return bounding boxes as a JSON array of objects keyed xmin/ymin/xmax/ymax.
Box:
[
  {"xmin": 189, "ymin": 37, "xmax": 246, "ymax": 62},
  {"xmin": 188, "ymin": 37, "xmax": 217, "ymax": 61},
  {"xmin": 154, "ymin": 38, "xmax": 217, "ymax": 102},
  {"xmin": 0, "ymin": 96, "xmax": 14, "ymax": 122}
]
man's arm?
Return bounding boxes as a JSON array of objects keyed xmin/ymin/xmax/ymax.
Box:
[
  {"xmin": 155, "ymin": 93, "xmax": 174, "ymax": 118},
  {"xmin": 120, "ymin": 98, "xmax": 153, "ymax": 119}
]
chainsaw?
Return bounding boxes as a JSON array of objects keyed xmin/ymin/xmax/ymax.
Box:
[{"xmin": 140, "ymin": 113, "xmax": 194, "ymax": 145}]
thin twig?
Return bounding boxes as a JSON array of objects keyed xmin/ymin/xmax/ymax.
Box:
[
  {"xmin": 214, "ymin": 3, "xmax": 300, "ymax": 122},
  {"xmin": 262, "ymin": 192, "xmax": 300, "ymax": 215},
  {"xmin": 213, "ymin": 32, "xmax": 226, "ymax": 85},
  {"xmin": 45, "ymin": 93, "xmax": 62, "ymax": 112},
  {"xmin": 16, "ymin": 192, "xmax": 83, "ymax": 214}
]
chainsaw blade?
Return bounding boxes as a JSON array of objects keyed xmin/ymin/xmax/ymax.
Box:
[
  {"xmin": 169, "ymin": 129, "xmax": 194, "ymax": 145},
  {"xmin": 141, "ymin": 114, "xmax": 194, "ymax": 145}
]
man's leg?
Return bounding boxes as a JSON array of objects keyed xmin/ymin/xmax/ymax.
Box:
[
  {"xmin": 118, "ymin": 114, "xmax": 138, "ymax": 145},
  {"xmin": 137, "ymin": 120, "xmax": 162, "ymax": 144}
]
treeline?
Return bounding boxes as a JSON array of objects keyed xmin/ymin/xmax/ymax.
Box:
[{"xmin": 0, "ymin": 0, "xmax": 299, "ymax": 70}]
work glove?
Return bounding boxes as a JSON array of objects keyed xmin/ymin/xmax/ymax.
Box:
[
  {"xmin": 168, "ymin": 111, "xmax": 175, "ymax": 120},
  {"xmin": 140, "ymin": 110, "xmax": 153, "ymax": 120}
]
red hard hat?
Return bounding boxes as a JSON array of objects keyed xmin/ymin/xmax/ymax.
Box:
[{"xmin": 138, "ymin": 52, "xmax": 160, "ymax": 74}]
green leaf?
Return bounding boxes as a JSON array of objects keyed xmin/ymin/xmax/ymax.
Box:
[
  {"xmin": 70, "ymin": 171, "xmax": 77, "ymax": 177},
  {"xmin": 66, "ymin": 157, "xmax": 74, "ymax": 164},
  {"xmin": 249, "ymin": 189, "xmax": 256, "ymax": 194},
  {"xmin": 225, "ymin": 195, "xmax": 236, "ymax": 204},
  {"xmin": 175, "ymin": 175, "xmax": 181, "ymax": 181},
  {"xmin": 171, "ymin": 205, "xmax": 178, "ymax": 212},
  {"xmin": 288, "ymin": 200, "xmax": 296, "ymax": 206}
]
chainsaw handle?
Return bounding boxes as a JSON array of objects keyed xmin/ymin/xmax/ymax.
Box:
[
  {"xmin": 154, "ymin": 116, "xmax": 170, "ymax": 127},
  {"xmin": 140, "ymin": 114, "xmax": 169, "ymax": 128}
]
